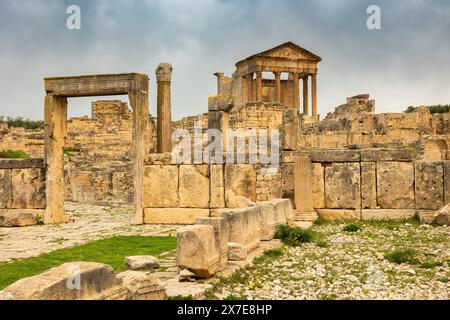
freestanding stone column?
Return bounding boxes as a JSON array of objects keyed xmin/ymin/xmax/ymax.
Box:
[
  {"xmin": 255, "ymin": 71, "xmax": 263, "ymax": 102},
  {"xmin": 44, "ymin": 95, "xmax": 68, "ymax": 224},
  {"xmin": 274, "ymin": 72, "xmax": 281, "ymax": 103},
  {"xmin": 312, "ymin": 73, "xmax": 318, "ymax": 118},
  {"xmin": 155, "ymin": 63, "xmax": 173, "ymax": 153},
  {"xmin": 292, "ymin": 73, "xmax": 300, "ymax": 110},
  {"xmin": 302, "ymin": 75, "xmax": 309, "ymax": 115}
]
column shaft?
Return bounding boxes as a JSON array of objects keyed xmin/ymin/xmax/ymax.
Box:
[
  {"xmin": 302, "ymin": 75, "xmax": 309, "ymax": 115},
  {"xmin": 156, "ymin": 63, "xmax": 173, "ymax": 153},
  {"xmin": 256, "ymin": 71, "xmax": 263, "ymax": 102},
  {"xmin": 312, "ymin": 74, "xmax": 318, "ymax": 117},
  {"xmin": 274, "ymin": 72, "xmax": 281, "ymax": 102},
  {"xmin": 292, "ymin": 72, "xmax": 300, "ymax": 110}
]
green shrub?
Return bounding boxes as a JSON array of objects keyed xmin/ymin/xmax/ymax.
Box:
[
  {"xmin": 0, "ymin": 116, "xmax": 44, "ymax": 130},
  {"xmin": 343, "ymin": 224, "xmax": 362, "ymax": 233},
  {"xmin": 224, "ymin": 294, "xmax": 247, "ymax": 300},
  {"xmin": 275, "ymin": 225, "xmax": 313, "ymax": 247},
  {"xmin": 64, "ymin": 146, "xmax": 81, "ymax": 156},
  {"xmin": 404, "ymin": 105, "xmax": 450, "ymax": 114},
  {"xmin": 0, "ymin": 150, "xmax": 29, "ymax": 159},
  {"xmin": 168, "ymin": 295, "xmax": 193, "ymax": 300},
  {"xmin": 317, "ymin": 240, "xmax": 329, "ymax": 248},
  {"xmin": 384, "ymin": 248, "xmax": 417, "ymax": 264}
]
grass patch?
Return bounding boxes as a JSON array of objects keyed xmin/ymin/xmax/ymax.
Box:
[
  {"xmin": 0, "ymin": 150, "xmax": 29, "ymax": 159},
  {"xmin": 275, "ymin": 225, "xmax": 314, "ymax": 247},
  {"xmin": 343, "ymin": 223, "xmax": 362, "ymax": 233},
  {"xmin": 64, "ymin": 147, "xmax": 81, "ymax": 156},
  {"xmin": 168, "ymin": 295, "xmax": 194, "ymax": 300},
  {"xmin": 316, "ymin": 240, "xmax": 329, "ymax": 248},
  {"xmin": 384, "ymin": 248, "xmax": 417, "ymax": 264},
  {"xmin": 0, "ymin": 236, "xmax": 176, "ymax": 290},
  {"xmin": 224, "ymin": 294, "xmax": 247, "ymax": 300},
  {"xmin": 253, "ymin": 248, "xmax": 284, "ymax": 264}
]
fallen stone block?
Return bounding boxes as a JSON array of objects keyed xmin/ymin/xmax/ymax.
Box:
[
  {"xmin": 227, "ymin": 242, "xmax": 247, "ymax": 261},
  {"xmin": 125, "ymin": 256, "xmax": 160, "ymax": 271},
  {"xmin": 177, "ymin": 225, "xmax": 219, "ymax": 278},
  {"xmin": 116, "ymin": 270, "xmax": 166, "ymax": 300},
  {"xmin": 0, "ymin": 209, "xmax": 43, "ymax": 227},
  {"xmin": 0, "ymin": 262, "xmax": 119, "ymax": 300},
  {"xmin": 432, "ymin": 203, "xmax": 450, "ymax": 226}
]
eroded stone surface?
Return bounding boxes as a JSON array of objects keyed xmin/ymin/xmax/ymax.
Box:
[
  {"xmin": 377, "ymin": 162, "xmax": 415, "ymax": 209},
  {"xmin": 324, "ymin": 163, "xmax": 360, "ymax": 209},
  {"xmin": 143, "ymin": 165, "xmax": 178, "ymax": 208}
]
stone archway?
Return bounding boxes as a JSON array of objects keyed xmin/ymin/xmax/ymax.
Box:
[{"xmin": 43, "ymin": 73, "xmax": 150, "ymax": 225}]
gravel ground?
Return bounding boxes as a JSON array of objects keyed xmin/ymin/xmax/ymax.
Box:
[{"xmin": 211, "ymin": 220, "xmax": 449, "ymax": 300}]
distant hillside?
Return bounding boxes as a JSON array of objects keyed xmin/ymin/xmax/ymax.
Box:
[{"xmin": 405, "ymin": 105, "xmax": 450, "ymax": 114}]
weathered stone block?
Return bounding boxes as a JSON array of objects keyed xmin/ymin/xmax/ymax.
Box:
[
  {"xmin": 179, "ymin": 165, "xmax": 210, "ymax": 208},
  {"xmin": 377, "ymin": 162, "xmax": 414, "ymax": 209},
  {"xmin": 317, "ymin": 209, "xmax": 360, "ymax": 221},
  {"xmin": 295, "ymin": 156, "xmax": 314, "ymax": 212},
  {"xmin": 11, "ymin": 168, "xmax": 45, "ymax": 209},
  {"xmin": 361, "ymin": 209, "xmax": 416, "ymax": 220},
  {"xmin": 227, "ymin": 242, "xmax": 247, "ymax": 261},
  {"xmin": 177, "ymin": 225, "xmax": 219, "ymax": 278},
  {"xmin": 311, "ymin": 163, "xmax": 325, "ymax": 209},
  {"xmin": 115, "ymin": 271, "xmax": 166, "ymax": 300},
  {"xmin": 224, "ymin": 164, "xmax": 256, "ymax": 207},
  {"xmin": 0, "ymin": 262, "xmax": 119, "ymax": 300},
  {"xmin": 415, "ymin": 161, "xmax": 444, "ymax": 210},
  {"xmin": 144, "ymin": 208, "xmax": 209, "ymax": 225},
  {"xmin": 281, "ymin": 162, "xmax": 294, "ymax": 205},
  {"xmin": 125, "ymin": 256, "xmax": 160, "ymax": 271},
  {"xmin": 257, "ymin": 202, "xmax": 277, "ymax": 240},
  {"xmin": 0, "ymin": 209, "xmax": 43, "ymax": 227},
  {"xmin": 196, "ymin": 216, "xmax": 229, "ymax": 270},
  {"xmin": 433, "ymin": 203, "xmax": 450, "ymax": 226},
  {"xmin": 0, "ymin": 169, "xmax": 11, "ymax": 208},
  {"xmin": 282, "ymin": 109, "xmax": 298, "ymax": 151},
  {"xmin": 325, "ymin": 163, "xmax": 361, "ymax": 209},
  {"xmin": 143, "ymin": 165, "xmax": 178, "ymax": 208},
  {"xmin": 210, "ymin": 165, "xmax": 225, "ymax": 208},
  {"xmin": 361, "ymin": 162, "xmax": 377, "ymax": 209}
]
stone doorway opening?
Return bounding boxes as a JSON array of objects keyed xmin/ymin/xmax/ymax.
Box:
[{"xmin": 43, "ymin": 73, "xmax": 150, "ymax": 225}]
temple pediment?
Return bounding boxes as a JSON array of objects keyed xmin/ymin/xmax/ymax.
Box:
[{"xmin": 237, "ymin": 42, "xmax": 322, "ymax": 64}]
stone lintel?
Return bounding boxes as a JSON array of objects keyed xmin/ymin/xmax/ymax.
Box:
[
  {"xmin": 0, "ymin": 159, "xmax": 45, "ymax": 169},
  {"xmin": 44, "ymin": 73, "xmax": 148, "ymax": 97},
  {"xmin": 361, "ymin": 149, "xmax": 415, "ymax": 162},
  {"xmin": 302, "ymin": 150, "xmax": 361, "ymax": 163}
]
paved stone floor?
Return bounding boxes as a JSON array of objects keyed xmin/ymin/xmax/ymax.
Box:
[{"xmin": 0, "ymin": 202, "xmax": 182, "ymax": 262}]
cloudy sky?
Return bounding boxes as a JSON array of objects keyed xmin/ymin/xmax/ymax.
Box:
[{"xmin": 0, "ymin": 0, "xmax": 449, "ymax": 120}]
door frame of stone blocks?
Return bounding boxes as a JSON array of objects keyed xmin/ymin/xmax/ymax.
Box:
[{"xmin": 43, "ymin": 73, "xmax": 150, "ymax": 224}]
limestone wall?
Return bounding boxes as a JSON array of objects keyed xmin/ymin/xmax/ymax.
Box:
[
  {"xmin": 0, "ymin": 158, "xmax": 45, "ymax": 226},
  {"xmin": 142, "ymin": 153, "xmax": 282, "ymax": 224},
  {"xmin": 289, "ymin": 149, "xmax": 450, "ymax": 220},
  {"xmin": 0, "ymin": 127, "xmax": 44, "ymax": 158}
]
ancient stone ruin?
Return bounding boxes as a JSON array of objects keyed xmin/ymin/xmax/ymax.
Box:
[{"xmin": 1, "ymin": 42, "xmax": 449, "ymax": 298}]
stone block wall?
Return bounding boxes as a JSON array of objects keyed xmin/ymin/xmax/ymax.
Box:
[
  {"xmin": 177, "ymin": 199, "xmax": 294, "ymax": 278},
  {"xmin": 142, "ymin": 154, "xmax": 283, "ymax": 224},
  {"xmin": 0, "ymin": 159, "xmax": 46, "ymax": 226},
  {"xmin": 292, "ymin": 149, "xmax": 450, "ymax": 220}
]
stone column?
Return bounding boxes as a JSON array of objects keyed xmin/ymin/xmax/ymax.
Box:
[
  {"xmin": 312, "ymin": 73, "xmax": 318, "ymax": 118},
  {"xmin": 255, "ymin": 71, "xmax": 263, "ymax": 102},
  {"xmin": 44, "ymin": 95, "xmax": 68, "ymax": 224},
  {"xmin": 214, "ymin": 72, "xmax": 224, "ymax": 95},
  {"xmin": 274, "ymin": 72, "xmax": 281, "ymax": 103},
  {"xmin": 129, "ymin": 75, "xmax": 150, "ymax": 225},
  {"xmin": 302, "ymin": 75, "xmax": 309, "ymax": 115},
  {"xmin": 247, "ymin": 73, "xmax": 253, "ymax": 103},
  {"xmin": 155, "ymin": 63, "xmax": 173, "ymax": 154},
  {"xmin": 292, "ymin": 72, "xmax": 300, "ymax": 110}
]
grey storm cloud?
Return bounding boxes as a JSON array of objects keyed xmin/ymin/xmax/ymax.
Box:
[{"xmin": 0, "ymin": 0, "xmax": 449, "ymax": 120}]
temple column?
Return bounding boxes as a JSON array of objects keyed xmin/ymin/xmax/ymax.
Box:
[
  {"xmin": 255, "ymin": 71, "xmax": 263, "ymax": 102},
  {"xmin": 156, "ymin": 63, "xmax": 173, "ymax": 153},
  {"xmin": 247, "ymin": 73, "xmax": 253, "ymax": 103},
  {"xmin": 312, "ymin": 73, "xmax": 318, "ymax": 118},
  {"xmin": 292, "ymin": 72, "xmax": 300, "ymax": 110},
  {"xmin": 302, "ymin": 75, "xmax": 309, "ymax": 115},
  {"xmin": 274, "ymin": 72, "xmax": 281, "ymax": 103}
]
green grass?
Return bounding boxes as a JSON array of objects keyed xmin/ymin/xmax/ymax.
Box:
[
  {"xmin": 168, "ymin": 295, "xmax": 194, "ymax": 300},
  {"xmin": 342, "ymin": 223, "xmax": 362, "ymax": 233},
  {"xmin": 384, "ymin": 248, "xmax": 417, "ymax": 264},
  {"xmin": 0, "ymin": 150, "xmax": 29, "ymax": 159},
  {"xmin": 275, "ymin": 225, "xmax": 314, "ymax": 247},
  {"xmin": 0, "ymin": 236, "xmax": 176, "ymax": 290},
  {"xmin": 64, "ymin": 147, "xmax": 81, "ymax": 156}
]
